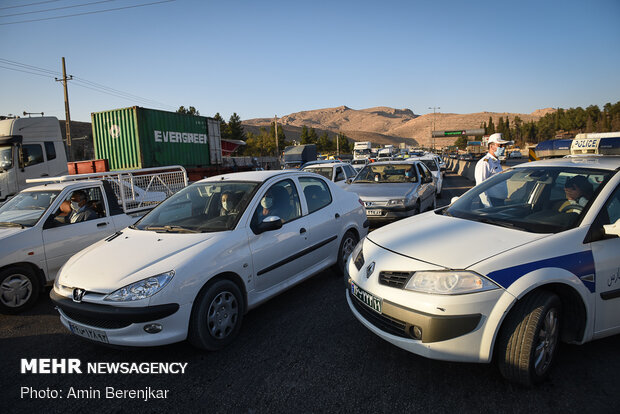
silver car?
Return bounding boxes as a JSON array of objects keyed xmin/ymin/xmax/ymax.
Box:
[{"xmin": 343, "ymin": 160, "xmax": 436, "ymax": 223}]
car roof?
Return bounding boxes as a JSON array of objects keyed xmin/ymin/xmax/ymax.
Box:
[
  {"xmin": 198, "ymin": 170, "xmax": 295, "ymax": 183},
  {"xmin": 513, "ymin": 155, "xmax": 620, "ymax": 171},
  {"xmin": 302, "ymin": 162, "xmax": 348, "ymax": 168},
  {"xmin": 366, "ymin": 159, "xmax": 420, "ymax": 166}
]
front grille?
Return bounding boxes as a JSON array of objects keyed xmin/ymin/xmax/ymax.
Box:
[
  {"xmin": 62, "ymin": 309, "xmax": 131, "ymax": 330},
  {"xmin": 379, "ymin": 271, "xmax": 412, "ymax": 289},
  {"xmin": 349, "ymin": 290, "xmax": 409, "ymax": 339}
]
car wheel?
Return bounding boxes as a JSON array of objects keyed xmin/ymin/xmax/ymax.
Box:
[
  {"xmin": 336, "ymin": 230, "xmax": 359, "ymax": 274},
  {"xmin": 0, "ymin": 265, "xmax": 40, "ymax": 314},
  {"xmin": 188, "ymin": 279, "xmax": 244, "ymax": 351},
  {"xmin": 497, "ymin": 290, "xmax": 561, "ymax": 387}
]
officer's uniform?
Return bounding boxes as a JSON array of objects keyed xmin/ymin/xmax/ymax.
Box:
[{"xmin": 474, "ymin": 153, "xmax": 502, "ymax": 186}]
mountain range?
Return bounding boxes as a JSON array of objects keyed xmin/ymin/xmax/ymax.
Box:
[{"xmin": 243, "ymin": 106, "xmax": 555, "ymax": 148}]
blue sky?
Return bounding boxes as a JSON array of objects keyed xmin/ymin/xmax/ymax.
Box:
[{"xmin": 1, "ymin": 0, "xmax": 619, "ymax": 122}]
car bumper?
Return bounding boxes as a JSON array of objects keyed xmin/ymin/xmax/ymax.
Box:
[
  {"xmin": 364, "ymin": 205, "xmax": 417, "ymax": 222},
  {"xmin": 345, "ymin": 274, "xmax": 506, "ymax": 363},
  {"xmin": 50, "ymin": 289, "xmax": 191, "ymax": 347}
]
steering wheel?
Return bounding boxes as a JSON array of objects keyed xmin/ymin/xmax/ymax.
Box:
[{"xmin": 559, "ymin": 202, "xmax": 584, "ymax": 214}]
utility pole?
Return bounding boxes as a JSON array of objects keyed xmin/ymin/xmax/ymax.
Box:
[
  {"xmin": 428, "ymin": 106, "xmax": 440, "ymax": 150},
  {"xmin": 274, "ymin": 115, "xmax": 279, "ymax": 164},
  {"xmin": 55, "ymin": 57, "xmax": 73, "ymax": 161},
  {"xmin": 336, "ymin": 133, "xmax": 339, "ymax": 156}
]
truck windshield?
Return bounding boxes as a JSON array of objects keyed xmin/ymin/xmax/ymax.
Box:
[
  {"xmin": 0, "ymin": 190, "xmax": 60, "ymax": 227},
  {"xmin": 135, "ymin": 181, "xmax": 259, "ymax": 233},
  {"xmin": 443, "ymin": 166, "xmax": 614, "ymax": 233},
  {"xmin": 0, "ymin": 145, "xmax": 12, "ymax": 170}
]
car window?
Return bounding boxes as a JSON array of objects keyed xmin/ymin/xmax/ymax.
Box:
[
  {"xmin": 354, "ymin": 164, "xmax": 418, "ymax": 183},
  {"xmin": 346, "ymin": 165, "xmax": 357, "ymax": 177},
  {"xmin": 417, "ymin": 163, "xmax": 430, "ymax": 181},
  {"xmin": 136, "ymin": 181, "xmax": 258, "ymax": 233},
  {"xmin": 304, "ymin": 167, "xmax": 333, "ymax": 180},
  {"xmin": 22, "ymin": 144, "xmax": 44, "ymax": 167},
  {"xmin": 252, "ymin": 179, "xmax": 302, "ymax": 226},
  {"xmin": 0, "ymin": 190, "xmax": 60, "ymax": 227},
  {"xmin": 596, "ymin": 183, "xmax": 620, "ymax": 230},
  {"xmin": 335, "ymin": 167, "xmax": 345, "ymax": 182},
  {"xmin": 44, "ymin": 142, "xmax": 57, "ymax": 161},
  {"xmin": 446, "ymin": 167, "xmax": 614, "ymax": 234},
  {"xmin": 55, "ymin": 187, "xmax": 106, "ymax": 224},
  {"xmin": 299, "ymin": 177, "xmax": 332, "ymax": 213}
]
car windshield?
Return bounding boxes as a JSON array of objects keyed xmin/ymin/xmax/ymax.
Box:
[
  {"xmin": 303, "ymin": 167, "xmax": 333, "ymax": 180},
  {"xmin": 0, "ymin": 190, "xmax": 60, "ymax": 227},
  {"xmin": 444, "ymin": 166, "xmax": 613, "ymax": 233},
  {"xmin": 0, "ymin": 145, "xmax": 12, "ymax": 170},
  {"xmin": 134, "ymin": 181, "xmax": 259, "ymax": 233},
  {"xmin": 354, "ymin": 164, "xmax": 418, "ymax": 183}
]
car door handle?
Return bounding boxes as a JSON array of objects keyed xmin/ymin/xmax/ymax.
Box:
[
  {"xmin": 97, "ymin": 222, "xmax": 108, "ymax": 227},
  {"xmin": 335, "ymin": 213, "xmax": 340, "ymax": 219},
  {"xmin": 299, "ymin": 228, "xmax": 306, "ymax": 234},
  {"xmin": 40, "ymin": 173, "xmax": 49, "ymax": 177}
]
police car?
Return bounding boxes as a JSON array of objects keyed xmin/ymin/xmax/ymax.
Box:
[{"xmin": 346, "ymin": 156, "xmax": 620, "ymax": 386}]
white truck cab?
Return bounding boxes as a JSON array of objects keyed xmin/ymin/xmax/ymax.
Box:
[
  {"xmin": 0, "ymin": 116, "xmax": 69, "ymax": 201},
  {"xmin": 0, "ymin": 166, "xmax": 188, "ymax": 314}
]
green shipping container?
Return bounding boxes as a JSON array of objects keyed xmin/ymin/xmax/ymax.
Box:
[{"xmin": 92, "ymin": 106, "xmax": 220, "ymax": 170}]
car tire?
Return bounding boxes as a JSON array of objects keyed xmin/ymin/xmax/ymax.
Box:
[
  {"xmin": 188, "ymin": 279, "xmax": 244, "ymax": 351},
  {"xmin": 497, "ymin": 290, "xmax": 561, "ymax": 387},
  {"xmin": 336, "ymin": 230, "xmax": 359, "ymax": 275},
  {"xmin": 0, "ymin": 265, "xmax": 40, "ymax": 314}
]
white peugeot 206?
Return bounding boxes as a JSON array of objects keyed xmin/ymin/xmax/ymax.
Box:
[
  {"xmin": 346, "ymin": 156, "xmax": 620, "ymax": 386},
  {"xmin": 52, "ymin": 170, "xmax": 368, "ymax": 350}
]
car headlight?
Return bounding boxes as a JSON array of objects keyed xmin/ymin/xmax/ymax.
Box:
[
  {"xmin": 404, "ymin": 271, "xmax": 498, "ymax": 295},
  {"xmin": 351, "ymin": 238, "xmax": 365, "ymax": 271},
  {"xmin": 387, "ymin": 198, "xmax": 405, "ymax": 206},
  {"xmin": 104, "ymin": 271, "xmax": 175, "ymax": 302}
]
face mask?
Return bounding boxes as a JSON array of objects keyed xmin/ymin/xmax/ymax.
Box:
[
  {"xmin": 405, "ymin": 171, "xmax": 412, "ymax": 178},
  {"xmin": 496, "ymin": 147, "xmax": 505, "ymax": 157},
  {"xmin": 70, "ymin": 201, "xmax": 80, "ymax": 212},
  {"xmin": 222, "ymin": 201, "xmax": 231, "ymax": 211},
  {"xmin": 261, "ymin": 196, "xmax": 273, "ymax": 209}
]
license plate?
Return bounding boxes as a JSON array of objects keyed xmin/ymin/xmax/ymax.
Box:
[
  {"xmin": 69, "ymin": 322, "xmax": 109, "ymax": 344},
  {"xmin": 351, "ymin": 281, "xmax": 382, "ymax": 313},
  {"xmin": 366, "ymin": 209, "xmax": 383, "ymax": 216}
]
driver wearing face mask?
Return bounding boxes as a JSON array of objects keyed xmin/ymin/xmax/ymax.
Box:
[
  {"xmin": 220, "ymin": 192, "xmax": 237, "ymax": 216},
  {"xmin": 68, "ymin": 190, "xmax": 98, "ymax": 223}
]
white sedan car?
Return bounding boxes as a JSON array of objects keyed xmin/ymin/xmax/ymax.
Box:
[
  {"xmin": 301, "ymin": 161, "xmax": 358, "ymax": 188},
  {"xmin": 346, "ymin": 156, "xmax": 620, "ymax": 386},
  {"xmin": 51, "ymin": 171, "xmax": 368, "ymax": 350}
]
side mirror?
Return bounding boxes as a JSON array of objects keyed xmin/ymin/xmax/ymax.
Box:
[
  {"xmin": 255, "ymin": 216, "xmax": 283, "ymax": 234},
  {"xmin": 423, "ymin": 176, "xmax": 432, "ymax": 184},
  {"xmin": 346, "ymin": 178, "xmax": 353, "ymax": 184},
  {"xmin": 603, "ymin": 219, "xmax": 620, "ymax": 237},
  {"xmin": 451, "ymin": 196, "xmax": 459, "ymax": 204}
]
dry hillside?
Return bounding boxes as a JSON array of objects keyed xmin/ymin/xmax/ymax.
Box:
[{"xmin": 244, "ymin": 106, "xmax": 555, "ymax": 148}]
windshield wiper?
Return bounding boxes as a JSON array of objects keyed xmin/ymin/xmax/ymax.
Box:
[
  {"xmin": 475, "ymin": 217, "xmax": 518, "ymax": 229},
  {"xmin": 0, "ymin": 221, "xmax": 25, "ymax": 228},
  {"xmin": 143, "ymin": 225, "xmax": 198, "ymax": 233}
]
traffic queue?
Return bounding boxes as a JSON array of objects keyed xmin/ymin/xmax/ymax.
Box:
[{"xmin": 2, "ymin": 128, "xmax": 619, "ymax": 388}]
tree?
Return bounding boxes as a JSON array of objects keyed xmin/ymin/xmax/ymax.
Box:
[
  {"xmin": 214, "ymin": 113, "xmax": 231, "ymax": 140},
  {"xmin": 228, "ymin": 113, "xmax": 245, "ymax": 141},
  {"xmin": 454, "ymin": 136, "xmax": 468, "ymax": 150},
  {"xmin": 300, "ymin": 125, "xmax": 310, "ymax": 144},
  {"xmin": 337, "ymin": 132, "xmax": 352, "ymax": 153},
  {"xmin": 308, "ymin": 128, "xmax": 318, "ymax": 144},
  {"xmin": 177, "ymin": 106, "xmax": 200, "ymax": 115},
  {"xmin": 269, "ymin": 122, "xmax": 287, "ymax": 153},
  {"xmin": 317, "ymin": 132, "xmax": 332, "ymax": 153},
  {"xmin": 487, "ymin": 117, "xmax": 495, "ymax": 134}
]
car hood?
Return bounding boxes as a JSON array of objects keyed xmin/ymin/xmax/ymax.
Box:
[
  {"xmin": 59, "ymin": 228, "xmax": 228, "ymax": 292},
  {"xmin": 345, "ymin": 183, "xmax": 417, "ymax": 199},
  {"xmin": 367, "ymin": 211, "xmax": 549, "ymax": 269},
  {"xmin": 0, "ymin": 226, "xmax": 25, "ymax": 240}
]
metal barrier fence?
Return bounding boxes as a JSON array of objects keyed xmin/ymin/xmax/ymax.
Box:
[{"xmin": 27, "ymin": 166, "xmax": 189, "ymax": 213}]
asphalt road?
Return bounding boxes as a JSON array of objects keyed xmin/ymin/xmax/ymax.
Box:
[{"xmin": 2, "ymin": 171, "xmax": 619, "ymax": 413}]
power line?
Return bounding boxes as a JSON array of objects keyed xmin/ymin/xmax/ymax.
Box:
[
  {"xmin": 0, "ymin": 0, "xmax": 120, "ymax": 18},
  {"xmin": 0, "ymin": 58, "xmax": 177, "ymax": 111},
  {"xmin": 0, "ymin": 0, "xmax": 175, "ymax": 25},
  {"xmin": 0, "ymin": 0, "xmax": 61, "ymax": 11}
]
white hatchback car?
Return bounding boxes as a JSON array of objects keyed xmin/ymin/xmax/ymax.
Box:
[
  {"xmin": 346, "ymin": 156, "xmax": 620, "ymax": 386},
  {"xmin": 51, "ymin": 171, "xmax": 368, "ymax": 350}
]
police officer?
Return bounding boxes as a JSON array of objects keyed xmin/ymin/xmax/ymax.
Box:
[{"xmin": 475, "ymin": 133, "xmax": 508, "ymax": 185}]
